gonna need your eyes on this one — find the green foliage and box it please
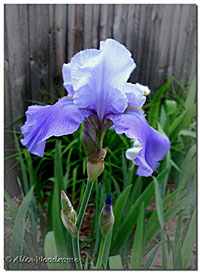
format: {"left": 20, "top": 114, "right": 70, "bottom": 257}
{"left": 5, "top": 76, "right": 196, "bottom": 269}
{"left": 129, "top": 202, "right": 144, "bottom": 269}
{"left": 9, "top": 186, "right": 34, "bottom": 269}
{"left": 109, "top": 255, "right": 123, "bottom": 269}
{"left": 44, "top": 231, "right": 66, "bottom": 269}
{"left": 52, "top": 141, "right": 71, "bottom": 268}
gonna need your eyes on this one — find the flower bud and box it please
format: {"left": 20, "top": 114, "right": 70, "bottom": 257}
{"left": 87, "top": 149, "right": 107, "bottom": 182}
{"left": 99, "top": 195, "right": 114, "bottom": 238}
{"left": 61, "top": 191, "right": 78, "bottom": 236}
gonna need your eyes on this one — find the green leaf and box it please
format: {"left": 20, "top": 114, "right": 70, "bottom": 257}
{"left": 53, "top": 141, "right": 71, "bottom": 268}
{"left": 185, "top": 76, "right": 196, "bottom": 108}
{"left": 109, "top": 255, "right": 123, "bottom": 269}
{"left": 145, "top": 193, "right": 195, "bottom": 247}
{"left": 179, "top": 130, "right": 196, "bottom": 138}
{"left": 146, "top": 188, "right": 180, "bottom": 234}
{"left": 9, "top": 186, "right": 34, "bottom": 269}
{"left": 102, "top": 229, "right": 113, "bottom": 269}
{"left": 111, "top": 167, "right": 170, "bottom": 254}
{"left": 174, "top": 239, "right": 182, "bottom": 269}
{"left": 174, "top": 213, "right": 183, "bottom": 256}
{"left": 113, "top": 184, "right": 132, "bottom": 235}
{"left": 153, "top": 176, "right": 164, "bottom": 229}
{"left": 84, "top": 255, "right": 89, "bottom": 269}
{"left": 14, "top": 132, "right": 29, "bottom": 194}
{"left": 169, "top": 104, "right": 196, "bottom": 142}
{"left": 143, "top": 244, "right": 160, "bottom": 269}
{"left": 4, "top": 189, "right": 17, "bottom": 216}
{"left": 130, "top": 202, "right": 144, "bottom": 269}
{"left": 160, "top": 106, "right": 167, "bottom": 128}
{"left": 161, "top": 231, "right": 168, "bottom": 269}
{"left": 44, "top": 231, "right": 66, "bottom": 269}
{"left": 181, "top": 209, "right": 196, "bottom": 268}
{"left": 148, "top": 78, "right": 174, "bottom": 128}
{"left": 164, "top": 99, "right": 177, "bottom": 113}
{"left": 168, "top": 249, "right": 174, "bottom": 269}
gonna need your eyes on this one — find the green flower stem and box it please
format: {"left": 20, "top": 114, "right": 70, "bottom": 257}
{"left": 76, "top": 179, "right": 94, "bottom": 230}
{"left": 71, "top": 131, "right": 105, "bottom": 269}
{"left": 72, "top": 235, "right": 82, "bottom": 269}
{"left": 99, "top": 130, "right": 106, "bottom": 150}
{"left": 96, "top": 236, "right": 106, "bottom": 269}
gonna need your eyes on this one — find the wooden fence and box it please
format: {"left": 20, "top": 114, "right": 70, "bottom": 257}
{"left": 4, "top": 4, "right": 197, "bottom": 195}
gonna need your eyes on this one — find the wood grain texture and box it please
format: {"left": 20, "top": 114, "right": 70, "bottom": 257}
{"left": 4, "top": 4, "right": 197, "bottom": 195}
{"left": 49, "top": 4, "right": 67, "bottom": 98}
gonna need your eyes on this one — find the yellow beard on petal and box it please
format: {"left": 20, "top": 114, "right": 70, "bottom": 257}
{"left": 126, "top": 105, "right": 144, "bottom": 113}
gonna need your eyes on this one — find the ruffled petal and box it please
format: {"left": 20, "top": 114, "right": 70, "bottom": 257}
{"left": 21, "top": 97, "right": 92, "bottom": 157}
{"left": 107, "top": 110, "right": 170, "bottom": 177}
{"left": 69, "top": 39, "right": 136, "bottom": 120}
{"left": 118, "top": 83, "right": 146, "bottom": 108}
{"left": 99, "top": 39, "right": 136, "bottom": 86}
{"left": 62, "top": 63, "right": 75, "bottom": 96}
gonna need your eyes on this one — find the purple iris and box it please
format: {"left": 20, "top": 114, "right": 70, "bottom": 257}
{"left": 21, "top": 38, "right": 170, "bottom": 177}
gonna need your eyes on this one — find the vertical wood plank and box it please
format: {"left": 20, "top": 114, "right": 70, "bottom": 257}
{"left": 180, "top": 5, "right": 197, "bottom": 84}
{"left": 68, "top": 4, "right": 84, "bottom": 61}
{"left": 28, "top": 4, "right": 49, "bottom": 102}
{"left": 113, "top": 4, "right": 128, "bottom": 44}
{"left": 91, "top": 4, "right": 100, "bottom": 48}
{"left": 148, "top": 4, "right": 162, "bottom": 90}
{"left": 99, "top": 4, "right": 114, "bottom": 41}
{"left": 49, "top": 4, "right": 67, "bottom": 98}
{"left": 157, "top": 5, "right": 175, "bottom": 88}
{"left": 167, "top": 4, "right": 182, "bottom": 79}
{"left": 4, "top": 4, "right": 30, "bottom": 196}
{"left": 5, "top": 4, "right": 30, "bottom": 119}
{"left": 83, "top": 4, "right": 93, "bottom": 49}
{"left": 174, "top": 4, "right": 191, "bottom": 80}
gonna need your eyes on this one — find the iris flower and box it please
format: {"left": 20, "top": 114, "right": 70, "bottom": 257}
{"left": 21, "top": 39, "right": 170, "bottom": 177}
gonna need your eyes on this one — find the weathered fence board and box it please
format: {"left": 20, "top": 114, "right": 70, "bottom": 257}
{"left": 4, "top": 4, "right": 197, "bottom": 195}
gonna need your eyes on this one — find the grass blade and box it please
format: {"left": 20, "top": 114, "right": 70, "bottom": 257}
{"left": 53, "top": 141, "right": 71, "bottom": 268}
{"left": 161, "top": 231, "right": 168, "bottom": 269}
{"left": 153, "top": 176, "right": 164, "bottom": 229}
{"left": 181, "top": 209, "right": 196, "bottom": 268}
{"left": 111, "top": 167, "right": 170, "bottom": 254}
{"left": 148, "top": 78, "right": 174, "bottom": 128}
{"left": 4, "top": 189, "right": 17, "bottom": 215}
{"left": 14, "top": 132, "right": 29, "bottom": 194}
{"left": 145, "top": 193, "right": 195, "bottom": 247}
{"left": 185, "top": 75, "right": 196, "bottom": 108}
{"left": 44, "top": 231, "right": 66, "bottom": 269}
{"left": 143, "top": 244, "right": 160, "bottom": 269}
{"left": 9, "top": 186, "right": 34, "bottom": 269}
{"left": 130, "top": 202, "right": 144, "bottom": 269}
{"left": 112, "top": 184, "right": 132, "bottom": 235}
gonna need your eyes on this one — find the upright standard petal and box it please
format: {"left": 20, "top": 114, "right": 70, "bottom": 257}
{"left": 70, "top": 39, "right": 136, "bottom": 120}
{"left": 108, "top": 110, "right": 170, "bottom": 177}
{"left": 21, "top": 97, "right": 92, "bottom": 157}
